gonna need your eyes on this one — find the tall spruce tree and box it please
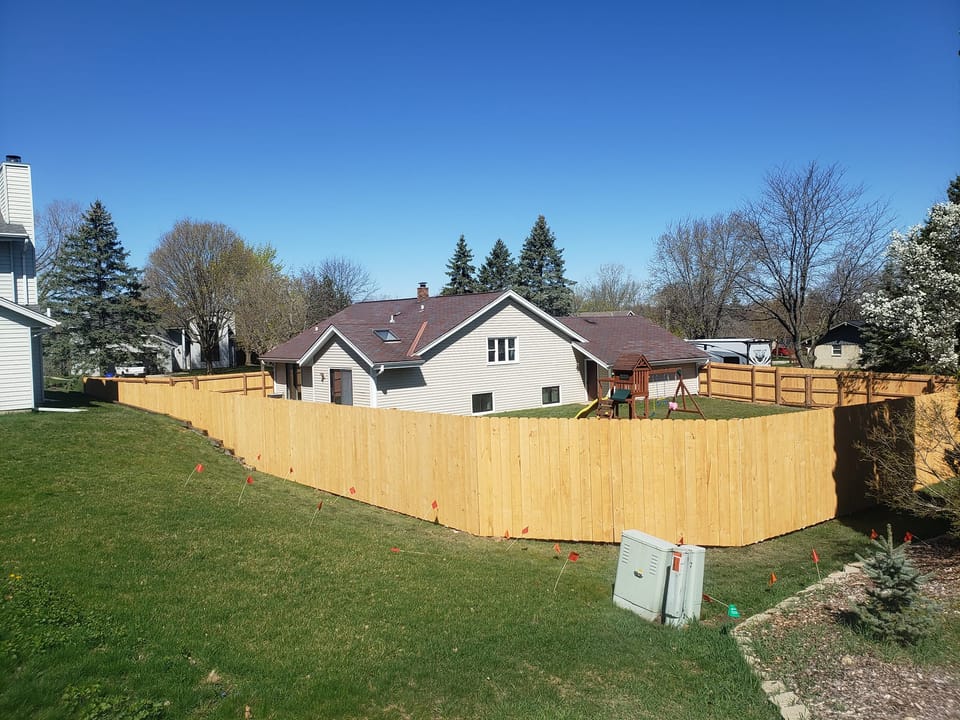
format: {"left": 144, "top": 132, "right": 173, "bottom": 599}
{"left": 515, "top": 215, "right": 575, "bottom": 315}
{"left": 476, "top": 238, "right": 516, "bottom": 292}
{"left": 440, "top": 234, "right": 478, "bottom": 295}
{"left": 45, "top": 201, "right": 158, "bottom": 375}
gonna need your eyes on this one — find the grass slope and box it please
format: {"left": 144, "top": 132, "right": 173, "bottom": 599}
{"left": 0, "top": 394, "right": 935, "bottom": 719}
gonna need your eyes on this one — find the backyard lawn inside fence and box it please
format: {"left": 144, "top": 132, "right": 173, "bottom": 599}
{"left": 1, "top": 394, "right": 953, "bottom": 720}
{"left": 492, "top": 396, "right": 804, "bottom": 420}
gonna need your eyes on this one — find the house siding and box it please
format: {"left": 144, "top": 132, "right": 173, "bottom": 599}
{"left": 0, "top": 309, "right": 36, "bottom": 412}
{"left": 0, "top": 163, "right": 37, "bottom": 305}
{"left": 648, "top": 365, "right": 701, "bottom": 397}
{"left": 302, "top": 336, "right": 371, "bottom": 407}
{"left": 814, "top": 343, "right": 862, "bottom": 369}
{"left": 375, "top": 302, "right": 586, "bottom": 415}
{"left": 0, "top": 241, "right": 13, "bottom": 299}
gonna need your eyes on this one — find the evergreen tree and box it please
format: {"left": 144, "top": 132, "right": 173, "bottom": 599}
{"left": 476, "top": 238, "right": 516, "bottom": 292}
{"left": 514, "top": 215, "right": 575, "bottom": 316}
{"left": 45, "top": 201, "right": 158, "bottom": 375}
{"left": 850, "top": 525, "right": 935, "bottom": 646}
{"left": 440, "top": 234, "right": 478, "bottom": 295}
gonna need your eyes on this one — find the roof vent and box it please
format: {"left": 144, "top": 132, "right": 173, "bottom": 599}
{"left": 5, "top": 155, "right": 22, "bottom": 163}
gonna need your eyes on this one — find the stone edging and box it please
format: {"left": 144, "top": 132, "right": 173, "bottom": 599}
{"left": 730, "top": 562, "right": 864, "bottom": 720}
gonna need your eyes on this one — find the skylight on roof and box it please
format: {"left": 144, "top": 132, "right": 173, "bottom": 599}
{"left": 374, "top": 329, "right": 400, "bottom": 342}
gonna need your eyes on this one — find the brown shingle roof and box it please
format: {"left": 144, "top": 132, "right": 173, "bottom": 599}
{"left": 262, "top": 291, "right": 582, "bottom": 365}
{"left": 558, "top": 316, "right": 709, "bottom": 367}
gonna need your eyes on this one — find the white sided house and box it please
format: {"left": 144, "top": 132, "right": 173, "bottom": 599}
{"left": 0, "top": 155, "right": 57, "bottom": 412}
{"left": 262, "top": 285, "right": 709, "bottom": 416}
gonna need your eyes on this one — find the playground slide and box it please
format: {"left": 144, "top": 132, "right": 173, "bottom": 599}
{"left": 575, "top": 399, "right": 599, "bottom": 419}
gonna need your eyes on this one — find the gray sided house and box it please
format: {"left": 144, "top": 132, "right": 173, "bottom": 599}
{"left": 0, "top": 156, "right": 57, "bottom": 412}
{"left": 262, "top": 286, "right": 710, "bottom": 416}
{"left": 813, "top": 321, "right": 865, "bottom": 369}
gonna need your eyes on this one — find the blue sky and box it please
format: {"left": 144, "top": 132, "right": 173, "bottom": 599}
{"left": 3, "top": 1, "right": 959, "bottom": 299}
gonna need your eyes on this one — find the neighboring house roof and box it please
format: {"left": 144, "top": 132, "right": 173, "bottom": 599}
{"left": 0, "top": 296, "right": 58, "bottom": 328}
{"left": 576, "top": 310, "right": 636, "bottom": 317}
{"left": 261, "top": 290, "right": 587, "bottom": 367}
{"left": 0, "top": 209, "right": 27, "bottom": 238}
{"left": 816, "top": 321, "right": 866, "bottom": 346}
{"left": 559, "top": 315, "right": 710, "bottom": 368}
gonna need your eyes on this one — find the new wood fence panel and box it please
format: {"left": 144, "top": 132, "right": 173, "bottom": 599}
{"left": 89, "top": 378, "right": 957, "bottom": 547}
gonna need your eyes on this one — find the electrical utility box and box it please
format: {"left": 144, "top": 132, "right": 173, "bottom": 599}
{"left": 613, "top": 530, "right": 705, "bottom": 626}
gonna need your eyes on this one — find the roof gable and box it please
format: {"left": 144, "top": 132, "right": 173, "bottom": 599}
{"left": 262, "top": 290, "right": 586, "bottom": 366}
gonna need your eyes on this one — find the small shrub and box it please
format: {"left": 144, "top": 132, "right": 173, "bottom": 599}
{"left": 850, "top": 524, "right": 937, "bottom": 645}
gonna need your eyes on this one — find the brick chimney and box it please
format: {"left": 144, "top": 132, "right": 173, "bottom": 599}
{"left": 417, "top": 282, "right": 429, "bottom": 301}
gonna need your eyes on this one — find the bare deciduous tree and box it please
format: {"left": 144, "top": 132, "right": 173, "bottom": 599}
{"left": 648, "top": 213, "right": 746, "bottom": 338}
{"left": 859, "top": 393, "right": 960, "bottom": 535}
{"left": 145, "top": 219, "right": 263, "bottom": 373}
{"left": 295, "top": 257, "right": 377, "bottom": 324}
{"left": 575, "top": 263, "right": 645, "bottom": 313}
{"left": 35, "top": 199, "right": 83, "bottom": 299}
{"left": 233, "top": 264, "right": 306, "bottom": 358}
{"left": 737, "top": 162, "right": 891, "bottom": 366}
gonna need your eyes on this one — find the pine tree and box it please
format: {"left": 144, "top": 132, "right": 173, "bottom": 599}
{"left": 850, "top": 525, "right": 935, "bottom": 646}
{"left": 440, "top": 234, "right": 478, "bottom": 295}
{"left": 476, "top": 238, "right": 516, "bottom": 292}
{"left": 515, "top": 215, "right": 575, "bottom": 316}
{"left": 45, "top": 201, "right": 158, "bottom": 375}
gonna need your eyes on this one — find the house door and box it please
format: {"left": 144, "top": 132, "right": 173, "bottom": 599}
{"left": 585, "top": 360, "right": 598, "bottom": 400}
{"left": 330, "top": 369, "right": 353, "bottom": 405}
{"left": 285, "top": 364, "right": 301, "bottom": 400}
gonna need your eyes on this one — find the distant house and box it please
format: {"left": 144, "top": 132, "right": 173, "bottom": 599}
{"left": 164, "top": 321, "right": 238, "bottom": 372}
{"left": 813, "top": 321, "right": 865, "bottom": 369}
{"left": 0, "top": 155, "right": 58, "bottom": 411}
{"left": 261, "top": 284, "right": 709, "bottom": 415}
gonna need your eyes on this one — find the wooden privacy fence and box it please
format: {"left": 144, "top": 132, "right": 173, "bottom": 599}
{"left": 699, "top": 362, "right": 952, "bottom": 408}
{"left": 101, "top": 370, "right": 272, "bottom": 395}
{"left": 84, "top": 378, "right": 956, "bottom": 547}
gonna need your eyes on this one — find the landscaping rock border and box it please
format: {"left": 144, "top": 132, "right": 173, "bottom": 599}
{"left": 732, "top": 563, "right": 865, "bottom": 720}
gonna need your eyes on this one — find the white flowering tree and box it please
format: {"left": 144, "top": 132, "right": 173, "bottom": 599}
{"left": 860, "top": 201, "right": 960, "bottom": 375}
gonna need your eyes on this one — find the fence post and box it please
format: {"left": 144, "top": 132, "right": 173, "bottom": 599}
{"left": 193, "top": 376, "right": 199, "bottom": 391}
{"left": 804, "top": 374, "right": 812, "bottom": 407}
{"left": 242, "top": 374, "right": 248, "bottom": 396}
{"left": 705, "top": 363, "right": 712, "bottom": 397}
{"left": 750, "top": 365, "right": 756, "bottom": 403}
{"left": 866, "top": 372, "right": 874, "bottom": 404}
{"left": 261, "top": 368, "right": 268, "bottom": 397}
{"left": 775, "top": 366, "right": 782, "bottom": 405}
{"left": 837, "top": 375, "right": 844, "bottom": 407}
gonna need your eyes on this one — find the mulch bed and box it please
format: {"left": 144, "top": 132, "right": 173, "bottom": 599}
{"left": 739, "top": 536, "right": 960, "bottom": 720}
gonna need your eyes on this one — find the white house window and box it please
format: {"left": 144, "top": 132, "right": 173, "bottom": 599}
{"left": 487, "top": 337, "right": 517, "bottom": 363}
{"left": 472, "top": 392, "right": 493, "bottom": 414}
{"left": 831, "top": 343, "right": 842, "bottom": 357}
{"left": 542, "top": 386, "right": 560, "bottom": 405}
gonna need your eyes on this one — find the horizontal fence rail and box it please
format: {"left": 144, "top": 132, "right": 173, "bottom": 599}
{"left": 104, "top": 370, "right": 273, "bottom": 395}
{"left": 699, "top": 363, "right": 952, "bottom": 408}
{"left": 83, "top": 375, "right": 958, "bottom": 547}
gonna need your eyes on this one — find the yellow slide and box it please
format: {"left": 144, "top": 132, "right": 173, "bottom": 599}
{"left": 575, "top": 398, "right": 599, "bottom": 419}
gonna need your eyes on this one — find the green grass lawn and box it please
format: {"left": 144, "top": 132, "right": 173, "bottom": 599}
{"left": 0, "top": 394, "right": 946, "bottom": 719}
{"left": 493, "top": 395, "right": 803, "bottom": 420}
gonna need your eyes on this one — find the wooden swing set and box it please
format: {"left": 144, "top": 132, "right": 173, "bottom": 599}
{"left": 589, "top": 352, "right": 704, "bottom": 420}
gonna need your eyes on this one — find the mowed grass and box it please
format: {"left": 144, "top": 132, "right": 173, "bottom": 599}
{"left": 493, "top": 395, "right": 803, "bottom": 419}
{"left": 0, "top": 395, "right": 932, "bottom": 720}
